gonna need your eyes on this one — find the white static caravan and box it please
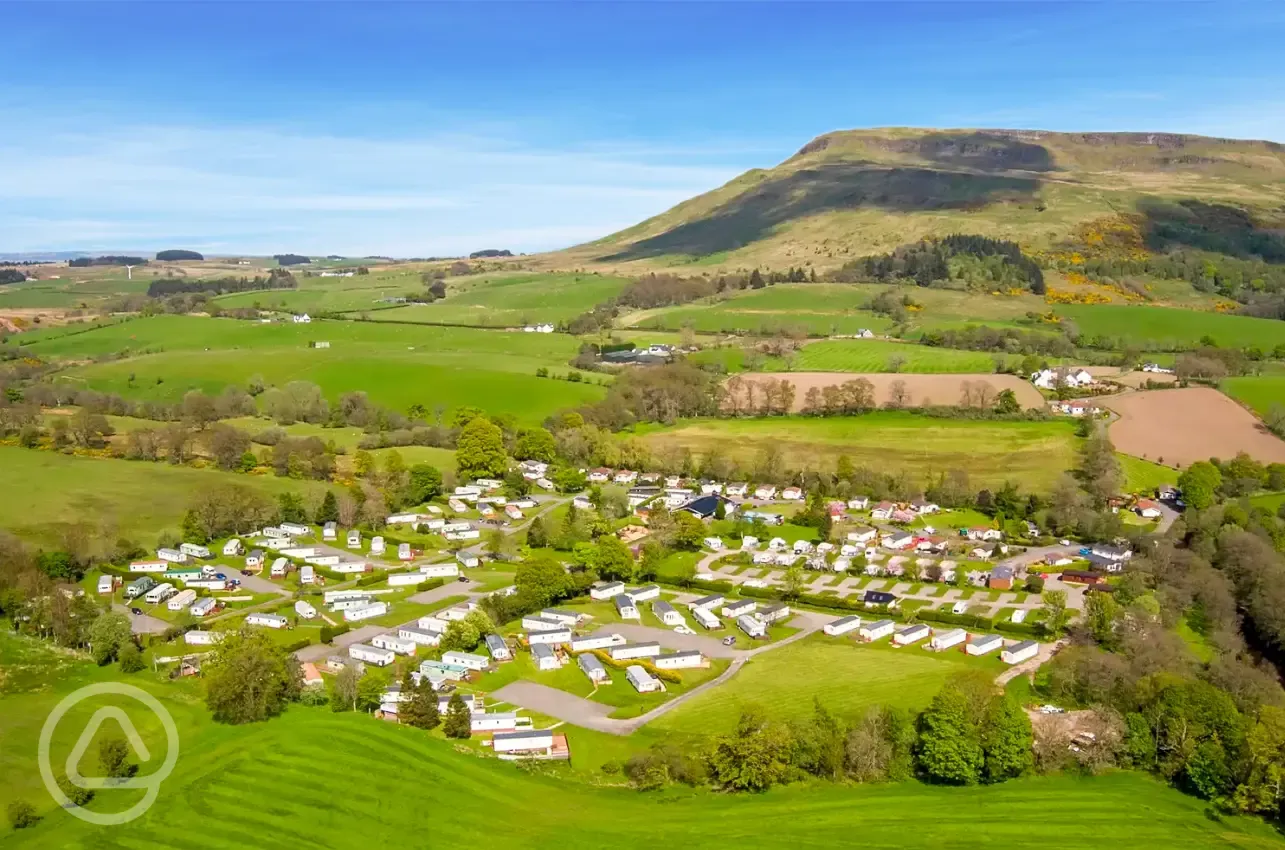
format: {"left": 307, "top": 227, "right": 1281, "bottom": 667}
{"left": 270, "top": 558, "right": 288, "bottom": 577}
{"left": 578, "top": 653, "right": 609, "bottom": 684}
{"left": 387, "top": 572, "right": 425, "bottom": 587}
{"left": 96, "top": 575, "right": 115, "bottom": 594}
{"left": 522, "top": 615, "right": 563, "bottom": 632}
{"left": 689, "top": 593, "right": 725, "bottom": 610}
{"left": 179, "top": 543, "right": 211, "bottom": 559}
{"left": 143, "top": 582, "right": 175, "bottom": 604}
{"left": 323, "top": 522, "right": 338, "bottom": 541}
{"left": 527, "top": 627, "right": 572, "bottom": 646}
{"left": 421, "top": 562, "right": 462, "bottom": 579}
{"left": 722, "top": 599, "right": 756, "bottom": 618}
{"left": 737, "top": 615, "right": 767, "bottom": 639}
{"left": 398, "top": 626, "right": 442, "bottom": 647}
{"left": 590, "top": 580, "right": 625, "bottom": 601}
{"left": 823, "top": 615, "right": 862, "bottom": 636}
{"left": 609, "top": 642, "right": 662, "bottom": 661}
{"left": 222, "top": 539, "right": 243, "bottom": 557}
{"left": 626, "top": 585, "right": 661, "bottom": 603}
{"left": 343, "top": 601, "right": 389, "bottom": 622}
{"left": 614, "top": 595, "right": 640, "bottom": 620}
{"left": 1011, "top": 609, "right": 1028, "bottom": 624}
{"left": 184, "top": 630, "right": 220, "bottom": 645}
{"left": 625, "top": 666, "right": 661, "bottom": 693}
{"left": 570, "top": 633, "right": 622, "bottom": 652}
{"left": 280, "top": 523, "right": 311, "bottom": 536}
{"left": 930, "top": 628, "right": 968, "bottom": 651}
{"left": 246, "top": 612, "right": 288, "bottom": 629}
{"left": 692, "top": 606, "right": 721, "bottom": 631}
{"left": 167, "top": 589, "right": 197, "bottom": 611}
{"left": 470, "top": 712, "right": 525, "bottom": 733}
{"left": 530, "top": 643, "right": 559, "bottom": 670}
{"left": 859, "top": 619, "right": 895, "bottom": 642}
{"left": 347, "top": 530, "right": 361, "bottom": 548}
{"left": 456, "top": 551, "right": 479, "bottom": 569}
{"left": 305, "top": 554, "right": 340, "bottom": 567}
{"left": 442, "top": 651, "right": 489, "bottom": 671}
{"left": 540, "top": 609, "right": 581, "bottom": 626}
{"left": 370, "top": 536, "right": 385, "bottom": 556}
{"left": 129, "top": 560, "right": 167, "bottom": 573}
{"left": 967, "top": 634, "right": 1004, "bottom": 656}
{"left": 295, "top": 600, "right": 317, "bottom": 619}
{"left": 371, "top": 634, "right": 417, "bottom": 655}
{"left": 189, "top": 597, "right": 218, "bottom": 618}
{"left": 299, "top": 566, "right": 315, "bottom": 585}
{"left": 1001, "top": 640, "right": 1040, "bottom": 665}
{"left": 157, "top": 548, "right": 187, "bottom": 564}
{"left": 485, "top": 634, "right": 512, "bottom": 661}
{"left": 331, "top": 561, "right": 369, "bottom": 575}
{"left": 654, "top": 650, "right": 704, "bottom": 670}
{"left": 325, "top": 588, "right": 370, "bottom": 604}
{"left": 349, "top": 643, "right": 396, "bottom": 667}
{"left": 186, "top": 577, "right": 226, "bottom": 591}
{"left": 758, "top": 603, "right": 791, "bottom": 624}
{"left": 397, "top": 543, "right": 413, "bottom": 561}
{"left": 893, "top": 624, "right": 930, "bottom": 646}
{"left": 652, "top": 600, "right": 684, "bottom": 627}
{"left": 330, "top": 596, "right": 373, "bottom": 612}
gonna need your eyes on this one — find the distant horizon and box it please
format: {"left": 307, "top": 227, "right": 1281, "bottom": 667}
{"left": 3, "top": 1, "right": 1284, "bottom": 256}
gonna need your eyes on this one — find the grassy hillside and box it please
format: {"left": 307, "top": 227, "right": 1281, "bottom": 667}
{"left": 554, "top": 128, "right": 1285, "bottom": 273}
{"left": 2, "top": 632, "right": 1281, "bottom": 848}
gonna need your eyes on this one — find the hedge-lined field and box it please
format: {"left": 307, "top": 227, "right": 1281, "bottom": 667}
{"left": 1057, "top": 304, "right": 1285, "bottom": 350}
{"left": 358, "top": 272, "right": 631, "bottom": 327}
{"left": 1223, "top": 376, "right": 1285, "bottom": 418}
{"left": 794, "top": 339, "right": 999, "bottom": 372}
{"left": 4, "top": 632, "right": 1279, "bottom": 848}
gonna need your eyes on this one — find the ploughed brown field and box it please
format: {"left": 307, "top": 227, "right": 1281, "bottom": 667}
{"left": 728, "top": 372, "right": 1045, "bottom": 410}
{"left": 1100, "top": 387, "right": 1285, "bottom": 467}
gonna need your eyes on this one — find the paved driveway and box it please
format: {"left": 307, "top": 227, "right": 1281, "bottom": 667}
{"left": 588, "top": 623, "right": 742, "bottom": 658}
{"left": 115, "top": 603, "right": 170, "bottom": 635}
{"left": 295, "top": 625, "right": 385, "bottom": 662}
{"left": 491, "top": 682, "right": 621, "bottom": 732}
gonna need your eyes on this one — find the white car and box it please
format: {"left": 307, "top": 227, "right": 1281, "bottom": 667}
{"left": 1059, "top": 539, "right": 1071, "bottom": 547}
{"left": 673, "top": 625, "right": 695, "bottom": 635}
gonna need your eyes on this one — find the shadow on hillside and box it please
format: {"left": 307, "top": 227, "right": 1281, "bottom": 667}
{"left": 916, "top": 132, "right": 1056, "bottom": 173}
{"left": 599, "top": 162, "right": 1041, "bottom": 261}
{"left": 1139, "top": 199, "right": 1285, "bottom": 262}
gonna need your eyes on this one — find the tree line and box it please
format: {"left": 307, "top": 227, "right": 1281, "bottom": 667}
{"left": 68, "top": 256, "right": 147, "bottom": 267}
{"left": 146, "top": 268, "right": 296, "bottom": 297}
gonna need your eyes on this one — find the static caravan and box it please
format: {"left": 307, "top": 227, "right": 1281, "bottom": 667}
{"left": 397, "top": 543, "right": 413, "bottom": 561}
{"left": 325, "top": 588, "right": 369, "bottom": 603}
{"left": 570, "top": 634, "right": 622, "bottom": 652}
{"left": 471, "top": 712, "right": 525, "bottom": 733}
{"left": 295, "top": 600, "right": 317, "bottom": 619}
{"left": 189, "top": 597, "right": 218, "bottom": 618}
{"left": 626, "top": 585, "right": 661, "bottom": 603}
{"left": 625, "top": 665, "right": 661, "bottom": 693}
{"left": 184, "top": 630, "right": 220, "bottom": 645}
{"left": 652, "top": 600, "right": 684, "bottom": 626}
{"left": 1011, "top": 609, "right": 1028, "bottom": 624}
{"left": 331, "top": 596, "right": 372, "bottom": 612}
{"left": 157, "top": 548, "right": 187, "bottom": 564}
{"left": 247, "top": 612, "right": 288, "bottom": 629}
{"left": 96, "top": 575, "right": 115, "bottom": 594}
{"left": 143, "top": 582, "right": 175, "bottom": 604}
{"left": 540, "top": 609, "right": 581, "bottom": 626}
{"left": 246, "top": 550, "right": 264, "bottom": 568}
{"left": 722, "top": 599, "right": 756, "bottom": 618}
{"left": 692, "top": 606, "right": 721, "bottom": 630}
{"left": 523, "top": 615, "right": 564, "bottom": 632}
{"left": 614, "top": 594, "right": 640, "bottom": 620}
{"left": 130, "top": 560, "right": 167, "bottom": 573}
{"left": 343, "top": 601, "right": 389, "bottom": 622}
{"left": 579, "top": 653, "right": 609, "bottom": 683}
{"left": 893, "top": 624, "right": 930, "bottom": 646}
{"left": 930, "top": 628, "right": 968, "bottom": 650}
{"left": 457, "top": 551, "right": 480, "bottom": 568}
{"left": 689, "top": 594, "right": 725, "bottom": 611}
{"left": 442, "top": 651, "right": 489, "bottom": 672}
{"left": 859, "top": 619, "right": 895, "bottom": 642}
{"left": 967, "top": 634, "right": 1004, "bottom": 656}
{"left": 1001, "top": 640, "right": 1039, "bottom": 665}
{"left": 398, "top": 626, "right": 442, "bottom": 647}
{"left": 528, "top": 627, "right": 571, "bottom": 646}
{"left": 387, "top": 572, "right": 425, "bottom": 587}
{"left": 323, "top": 522, "right": 337, "bottom": 541}
{"left": 279, "top": 523, "right": 310, "bottom": 537}
{"left": 222, "top": 539, "right": 243, "bottom": 557}
{"left": 349, "top": 643, "right": 396, "bottom": 667}
{"left": 305, "top": 554, "right": 340, "bottom": 567}
{"left": 440, "top": 602, "right": 477, "bottom": 621}
{"left": 167, "top": 589, "right": 197, "bottom": 611}
{"left": 758, "top": 603, "right": 791, "bottom": 624}
{"left": 609, "top": 642, "right": 661, "bottom": 661}
{"left": 264, "top": 537, "right": 292, "bottom": 551}
{"left": 386, "top": 512, "right": 421, "bottom": 525}
{"left": 737, "top": 615, "right": 767, "bottom": 639}
{"left": 125, "top": 576, "right": 156, "bottom": 599}
{"left": 590, "top": 580, "right": 625, "bottom": 601}
{"left": 300, "top": 566, "right": 315, "bottom": 585}
{"left": 270, "top": 558, "right": 288, "bottom": 577}
{"left": 347, "top": 530, "right": 361, "bottom": 548}
{"left": 823, "top": 615, "right": 862, "bottom": 636}
{"left": 654, "top": 650, "right": 704, "bottom": 669}
{"left": 484, "top": 634, "right": 511, "bottom": 661}
{"left": 187, "top": 577, "right": 226, "bottom": 591}
{"left": 331, "top": 561, "right": 369, "bottom": 575}
{"left": 371, "top": 634, "right": 417, "bottom": 655}
{"left": 179, "top": 543, "right": 211, "bottom": 559}
{"left": 370, "top": 536, "right": 385, "bottom": 556}
{"left": 531, "top": 643, "right": 560, "bottom": 670}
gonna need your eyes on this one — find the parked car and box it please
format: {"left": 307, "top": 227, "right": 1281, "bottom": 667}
{"left": 457, "top": 576, "right": 470, "bottom": 583}
{"left": 1079, "top": 547, "right": 1092, "bottom": 556}
{"left": 721, "top": 636, "right": 736, "bottom": 646}
{"left": 215, "top": 573, "right": 226, "bottom": 580}
{"left": 130, "top": 607, "right": 143, "bottom": 616}
{"left": 673, "top": 625, "right": 694, "bottom": 635}
{"left": 1059, "top": 539, "right": 1071, "bottom": 546}
{"left": 241, "top": 569, "right": 253, "bottom": 576}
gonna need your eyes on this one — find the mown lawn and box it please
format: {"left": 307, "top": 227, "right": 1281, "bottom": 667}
{"left": 0, "top": 446, "right": 333, "bottom": 547}
{"left": 4, "top": 631, "right": 1281, "bottom": 849}
{"left": 636, "top": 412, "right": 1081, "bottom": 490}
{"left": 652, "top": 636, "right": 1002, "bottom": 734}
{"left": 1118, "top": 453, "right": 1180, "bottom": 492}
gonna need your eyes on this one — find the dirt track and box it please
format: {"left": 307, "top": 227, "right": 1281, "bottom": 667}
{"left": 1101, "top": 387, "right": 1285, "bottom": 466}
{"left": 729, "top": 372, "right": 1045, "bottom": 410}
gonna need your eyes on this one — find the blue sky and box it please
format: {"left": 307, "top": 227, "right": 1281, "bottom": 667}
{"left": 3, "top": 2, "right": 1284, "bottom": 257}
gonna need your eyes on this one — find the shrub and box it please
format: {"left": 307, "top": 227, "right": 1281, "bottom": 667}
{"left": 357, "top": 572, "right": 386, "bottom": 587}
{"left": 320, "top": 623, "right": 350, "bottom": 644}
{"left": 282, "top": 638, "right": 312, "bottom": 653}
{"left": 417, "top": 577, "right": 446, "bottom": 592}
{"left": 6, "top": 800, "right": 39, "bottom": 830}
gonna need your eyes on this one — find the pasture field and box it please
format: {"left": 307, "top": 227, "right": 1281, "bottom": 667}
{"left": 1101, "top": 387, "right": 1285, "bottom": 467}
{"left": 653, "top": 637, "right": 999, "bottom": 734}
{"left": 1223, "top": 376, "right": 1285, "bottom": 418}
{"left": 359, "top": 272, "right": 631, "bottom": 327}
{"left": 1118, "top": 454, "right": 1180, "bottom": 492}
{"left": 0, "top": 446, "right": 332, "bottom": 547}
{"left": 794, "top": 339, "right": 1001, "bottom": 372}
{"left": 1056, "top": 304, "right": 1285, "bottom": 350}
{"left": 729, "top": 371, "right": 1046, "bottom": 409}
{"left": 3, "top": 633, "right": 1281, "bottom": 849}
{"left": 635, "top": 412, "right": 1080, "bottom": 489}
{"left": 28, "top": 315, "right": 602, "bottom": 423}
{"left": 212, "top": 268, "right": 426, "bottom": 313}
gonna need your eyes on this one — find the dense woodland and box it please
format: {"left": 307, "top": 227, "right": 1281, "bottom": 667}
{"left": 154, "top": 249, "right": 205, "bottom": 261}
{"left": 273, "top": 254, "right": 310, "bottom": 266}
{"left": 0, "top": 269, "right": 26, "bottom": 285}
{"left": 831, "top": 235, "right": 1046, "bottom": 293}
{"left": 146, "top": 268, "right": 297, "bottom": 297}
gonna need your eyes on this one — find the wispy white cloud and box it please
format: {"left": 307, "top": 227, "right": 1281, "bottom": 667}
{"left": 0, "top": 122, "right": 743, "bottom": 256}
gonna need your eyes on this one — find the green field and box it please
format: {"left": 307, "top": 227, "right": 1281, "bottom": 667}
{"left": 0, "top": 446, "right": 332, "bottom": 547}
{"left": 2, "top": 632, "right": 1281, "bottom": 849}
{"left": 654, "top": 637, "right": 999, "bottom": 733}
{"left": 794, "top": 339, "right": 1001, "bottom": 372}
{"left": 637, "top": 412, "right": 1081, "bottom": 489}
{"left": 626, "top": 285, "right": 895, "bottom": 336}
{"left": 1118, "top": 454, "right": 1180, "bottom": 492}
{"left": 1223, "top": 376, "right": 1285, "bottom": 418}
{"left": 357, "top": 272, "right": 631, "bottom": 327}
{"left": 1057, "top": 304, "right": 1285, "bottom": 350}
{"left": 28, "top": 315, "right": 603, "bottom": 423}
